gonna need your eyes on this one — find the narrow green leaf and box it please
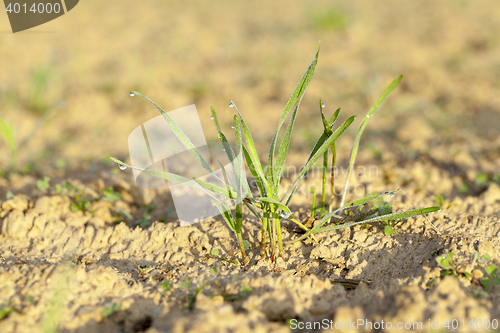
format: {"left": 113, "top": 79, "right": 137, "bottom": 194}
{"left": 211, "top": 106, "right": 221, "bottom": 132}
{"left": 243, "top": 146, "right": 264, "bottom": 196}
{"left": 273, "top": 104, "right": 299, "bottom": 190}
{"left": 340, "top": 76, "right": 402, "bottom": 206}
{"left": 233, "top": 105, "right": 274, "bottom": 197}
{"left": 267, "top": 42, "right": 320, "bottom": 186}
{"left": 212, "top": 108, "right": 255, "bottom": 204}
{"left": 312, "top": 206, "right": 440, "bottom": 235}
{"left": 471, "top": 252, "right": 479, "bottom": 266}
{"left": 319, "top": 100, "right": 331, "bottom": 135}
{"left": 0, "top": 116, "right": 16, "bottom": 158}
{"left": 281, "top": 115, "right": 356, "bottom": 203}
{"left": 110, "top": 157, "right": 237, "bottom": 199}
{"left": 234, "top": 115, "right": 244, "bottom": 233}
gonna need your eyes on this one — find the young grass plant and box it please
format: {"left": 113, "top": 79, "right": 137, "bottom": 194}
{"left": 112, "top": 43, "right": 439, "bottom": 263}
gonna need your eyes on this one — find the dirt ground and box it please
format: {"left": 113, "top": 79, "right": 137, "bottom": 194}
{"left": 1, "top": 1, "right": 500, "bottom": 332}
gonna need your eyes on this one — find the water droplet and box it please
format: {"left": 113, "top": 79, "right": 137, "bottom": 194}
{"left": 129, "top": 91, "right": 135, "bottom": 97}
{"left": 119, "top": 165, "right": 127, "bottom": 171}
{"left": 438, "top": 209, "right": 442, "bottom": 213}
{"left": 229, "top": 101, "right": 235, "bottom": 108}
{"left": 222, "top": 148, "right": 226, "bottom": 152}
{"left": 389, "top": 192, "right": 395, "bottom": 198}
{"left": 321, "top": 102, "right": 325, "bottom": 108}
{"left": 210, "top": 116, "right": 214, "bottom": 120}
{"left": 231, "top": 126, "right": 235, "bottom": 129}
{"left": 366, "top": 115, "right": 371, "bottom": 118}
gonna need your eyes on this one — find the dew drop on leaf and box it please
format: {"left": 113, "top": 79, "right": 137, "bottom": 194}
{"left": 321, "top": 102, "right": 325, "bottom": 108}
{"left": 389, "top": 192, "right": 395, "bottom": 198}
{"left": 210, "top": 116, "right": 214, "bottom": 120}
{"left": 229, "top": 101, "right": 235, "bottom": 108}
{"left": 119, "top": 165, "right": 127, "bottom": 171}
{"left": 231, "top": 126, "right": 235, "bottom": 129}
{"left": 130, "top": 91, "right": 135, "bottom": 97}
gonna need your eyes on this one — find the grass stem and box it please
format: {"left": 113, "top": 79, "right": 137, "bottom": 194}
{"left": 236, "top": 232, "right": 248, "bottom": 265}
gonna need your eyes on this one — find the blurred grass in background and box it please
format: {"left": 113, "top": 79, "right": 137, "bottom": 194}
{"left": 0, "top": 0, "right": 499, "bottom": 171}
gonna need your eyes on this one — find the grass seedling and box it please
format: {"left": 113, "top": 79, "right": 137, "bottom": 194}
{"left": 160, "top": 280, "right": 172, "bottom": 295}
{"left": 36, "top": 176, "right": 51, "bottom": 191}
{"left": 427, "top": 251, "right": 499, "bottom": 294}
{"left": 435, "top": 194, "right": 453, "bottom": 210}
{"left": 112, "top": 43, "right": 439, "bottom": 263}
{"left": 101, "top": 302, "right": 122, "bottom": 318}
{"left": 0, "top": 300, "right": 16, "bottom": 320}
{"left": 103, "top": 187, "right": 121, "bottom": 202}
{"left": 0, "top": 104, "right": 60, "bottom": 172}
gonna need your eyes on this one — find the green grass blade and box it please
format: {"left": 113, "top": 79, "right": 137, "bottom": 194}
{"left": 313, "top": 206, "right": 440, "bottom": 234}
{"left": 319, "top": 100, "right": 331, "bottom": 135}
{"left": 211, "top": 106, "right": 222, "bottom": 132}
{"left": 131, "top": 91, "right": 214, "bottom": 174}
{"left": 233, "top": 103, "right": 274, "bottom": 197}
{"left": 193, "top": 180, "right": 236, "bottom": 231}
{"left": 243, "top": 146, "right": 264, "bottom": 196}
{"left": 110, "top": 157, "right": 237, "bottom": 198}
{"left": 273, "top": 104, "right": 299, "bottom": 190}
{"left": 281, "top": 115, "right": 356, "bottom": 203}
{"left": 0, "top": 115, "right": 17, "bottom": 163}
{"left": 234, "top": 115, "right": 244, "bottom": 233}
{"left": 286, "top": 190, "right": 398, "bottom": 243}
{"left": 211, "top": 107, "right": 255, "bottom": 202}
{"left": 218, "top": 161, "right": 237, "bottom": 198}
{"left": 305, "top": 108, "right": 340, "bottom": 163}
{"left": 267, "top": 42, "right": 320, "bottom": 185}
{"left": 340, "top": 76, "right": 402, "bottom": 206}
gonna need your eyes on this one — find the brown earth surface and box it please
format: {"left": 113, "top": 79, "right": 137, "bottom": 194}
{"left": 1, "top": 1, "right": 500, "bottom": 332}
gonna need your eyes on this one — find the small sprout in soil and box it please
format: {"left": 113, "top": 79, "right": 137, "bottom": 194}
{"left": 436, "top": 252, "right": 472, "bottom": 278}
{"left": 101, "top": 302, "right": 122, "bottom": 318}
{"left": 0, "top": 102, "right": 60, "bottom": 172}
{"left": 36, "top": 176, "right": 50, "bottom": 191}
{"left": 458, "top": 183, "right": 469, "bottom": 193}
{"left": 112, "top": 43, "right": 439, "bottom": 263}
{"left": 481, "top": 264, "right": 500, "bottom": 291}
{"left": 206, "top": 249, "right": 239, "bottom": 265}
{"left": 55, "top": 158, "right": 67, "bottom": 169}
{"left": 160, "top": 280, "right": 172, "bottom": 295}
{"left": 478, "top": 253, "right": 491, "bottom": 264}
{"left": 239, "top": 285, "right": 252, "bottom": 297}
{"left": 103, "top": 187, "right": 121, "bottom": 202}
{"left": 0, "top": 300, "right": 16, "bottom": 320}
{"left": 475, "top": 172, "right": 488, "bottom": 186}
{"left": 435, "top": 194, "right": 453, "bottom": 210}
{"left": 428, "top": 251, "right": 498, "bottom": 295}
{"left": 115, "top": 207, "right": 132, "bottom": 222}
